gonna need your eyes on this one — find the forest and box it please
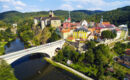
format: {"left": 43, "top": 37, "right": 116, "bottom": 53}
{"left": 54, "top": 41, "right": 130, "bottom": 80}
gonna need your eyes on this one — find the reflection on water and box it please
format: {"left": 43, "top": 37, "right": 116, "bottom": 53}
{"left": 5, "top": 38, "right": 24, "bottom": 54}
{"left": 13, "top": 58, "right": 82, "bottom": 80}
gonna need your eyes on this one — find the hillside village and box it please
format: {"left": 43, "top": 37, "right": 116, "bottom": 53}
{"left": 0, "top": 9, "right": 129, "bottom": 80}
{"left": 34, "top": 11, "right": 128, "bottom": 44}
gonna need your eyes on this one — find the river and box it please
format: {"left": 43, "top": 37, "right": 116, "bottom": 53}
{"left": 5, "top": 38, "right": 82, "bottom": 80}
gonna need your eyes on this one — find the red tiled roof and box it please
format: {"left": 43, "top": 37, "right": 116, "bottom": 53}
{"left": 102, "top": 22, "right": 110, "bottom": 25}
{"left": 68, "top": 37, "right": 75, "bottom": 40}
{"left": 115, "top": 28, "right": 121, "bottom": 31}
{"left": 61, "top": 29, "right": 70, "bottom": 33}
{"left": 95, "top": 27, "right": 103, "bottom": 30}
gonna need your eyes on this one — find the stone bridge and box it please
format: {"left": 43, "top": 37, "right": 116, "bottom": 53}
{"left": 0, "top": 40, "right": 65, "bottom": 64}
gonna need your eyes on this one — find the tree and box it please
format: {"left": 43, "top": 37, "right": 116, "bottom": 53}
{"left": 0, "top": 60, "right": 17, "bottom": 80}
{"left": 40, "top": 27, "right": 51, "bottom": 44}
{"left": 101, "top": 30, "right": 116, "bottom": 39}
{"left": 72, "top": 50, "right": 79, "bottom": 63}
{"left": 54, "top": 50, "right": 63, "bottom": 62}
{"left": 85, "top": 49, "right": 95, "bottom": 64}
{"left": 48, "top": 32, "right": 61, "bottom": 42}
{"left": 94, "top": 44, "right": 111, "bottom": 66}
{"left": 85, "top": 41, "right": 96, "bottom": 49}
{"left": 114, "top": 70, "right": 125, "bottom": 80}
{"left": 78, "top": 53, "right": 85, "bottom": 62}
{"left": 114, "top": 42, "right": 127, "bottom": 55}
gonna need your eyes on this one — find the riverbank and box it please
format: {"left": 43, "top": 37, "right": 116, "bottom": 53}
{"left": 44, "top": 57, "right": 93, "bottom": 80}
{"left": 0, "top": 37, "right": 18, "bottom": 55}
{"left": 0, "top": 42, "right": 7, "bottom": 55}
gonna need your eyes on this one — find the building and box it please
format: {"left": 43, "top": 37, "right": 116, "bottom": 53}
{"left": 61, "top": 28, "right": 71, "bottom": 39}
{"left": 126, "top": 49, "right": 130, "bottom": 55}
{"left": 50, "top": 17, "right": 61, "bottom": 28}
{"left": 88, "top": 22, "right": 95, "bottom": 27}
{"left": 12, "top": 23, "right": 17, "bottom": 28}
{"left": 34, "top": 11, "right": 61, "bottom": 30}
{"left": 80, "top": 20, "right": 88, "bottom": 27}
{"left": 63, "top": 22, "right": 71, "bottom": 29}
{"left": 73, "top": 27, "right": 91, "bottom": 40}
{"left": 0, "top": 28, "right": 6, "bottom": 31}
{"left": 115, "top": 28, "right": 121, "bottom": 40}
{"left": 67, "top": 37, "right": 75, "bottom": 42}
{"left": 87, "top": 33, "right": 94, "bottom": 40}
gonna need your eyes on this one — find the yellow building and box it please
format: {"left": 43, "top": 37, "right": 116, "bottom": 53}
{"left": 73, "top": 27, "right": 91, "bottom": 40}
{"left": 51, "top": 18, "right": 61, "bottom": 28}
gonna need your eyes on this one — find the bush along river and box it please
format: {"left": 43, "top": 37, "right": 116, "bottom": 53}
{"left": 4, "top": 38, "right": 82, "bottom": 80}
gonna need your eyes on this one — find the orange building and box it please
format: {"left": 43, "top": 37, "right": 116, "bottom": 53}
{"left": 61, "top": 28, "right": 72, "bottom": 39}
{"left": 88, "top": 27, "right": 95, "bottom": 34}
{"left": 102, "top": 22, "right": 110, "bottom": 25}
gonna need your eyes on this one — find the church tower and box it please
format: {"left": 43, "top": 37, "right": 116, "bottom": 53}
{"left": 100, "top": 16, "right": 103, "bottom": 24}
{"left": 49, "top": 10, "right": 54, "bottom": 17}
{"left": 100, "top": 16, "right": 104, "bottom": 27}
{"left": 68, "top": 10, "right": 71, "bottom": 22}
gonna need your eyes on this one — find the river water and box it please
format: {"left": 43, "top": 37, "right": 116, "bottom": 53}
{"left": 5, "top": 38, "right": 24, "bottom": 54}
{"left": 5, "top": 38, "right": 82, "bottom": 80}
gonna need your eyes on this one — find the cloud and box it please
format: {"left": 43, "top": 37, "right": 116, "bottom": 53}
{"left": 2, "top": 5, "right": 10, "bottom": 10}
{"left": 76, "top": 5, "right": 83, "bottom": 8}
{"left": 0, "top": 0, "right": 26, "bottom": 7}
{"left": 15, "top": 6, "right": 23, "bottom": 10}
{"left": 13, "top": 0, "right": 26, "bottom": 7}
{"left": 60, "top": 4, "right": 74, "bottom": 10}
{"left": 0, "top": 0, "right": 27, "bottom": 12}
{"left": 2, "top": 5, "right": 9, "bottom": 9}
{"left": 63, "top": 0, "right": 130, "bottom": 10}
{"left": 2, "top": 5, "right": 10, "bottom": 11}
{"left": 0, "top": 0, "right": 10, "bottom": 2}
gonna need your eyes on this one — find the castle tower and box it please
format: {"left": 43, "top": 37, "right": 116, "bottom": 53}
{"left": 49, "top": 10, "right": 54, "bottom": 17}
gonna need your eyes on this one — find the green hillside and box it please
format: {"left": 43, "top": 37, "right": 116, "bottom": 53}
{"left": 87, "top": 6, "right": 130, "bottom": 28}
{"left": 0, "top": 6, "right": 129, "bottom": 29}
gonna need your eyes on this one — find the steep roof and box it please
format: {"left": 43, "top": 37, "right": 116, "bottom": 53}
{"left": 102, "top": 22, "right": 110, "bottom": 25}
{"left": 50, "top": 17, "right": 60, "bottom": 20}
{"left": 74, "top": 26, "right": 88, "bottom": 32}
{"left": 35, "top": 17, "right": 60, "bottom": 20}
{"left": 61, "top": 29, "right": 70, "bottom": 33}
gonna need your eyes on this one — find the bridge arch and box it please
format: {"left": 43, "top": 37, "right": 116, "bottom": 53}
{"left": 0, "top": 40, "right": 65, "bottom": 64}
{"left": 11, "top": 52, "right": 50, "bottom": 66}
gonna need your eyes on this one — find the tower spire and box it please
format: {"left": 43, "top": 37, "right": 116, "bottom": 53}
{"left": 69, "top": 10, "right": 71, "bottom": 19}
{"left": 100, "top": 16, "right": 103, "bottom": 24}
{"left": 68, "top": 10, "right": 71, "bottom": 22}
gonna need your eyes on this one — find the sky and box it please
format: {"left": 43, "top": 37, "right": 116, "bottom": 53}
{"left": 0, "top": 0, "right": 130, "bottom": 13}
